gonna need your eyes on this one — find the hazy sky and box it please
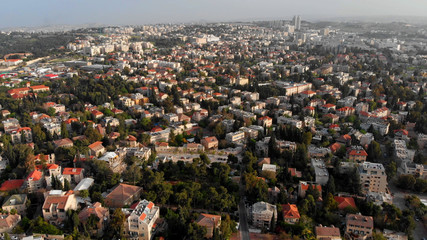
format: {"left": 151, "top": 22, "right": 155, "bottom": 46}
{"left": 2, "top": 0, "right": 427, "bottom": 28}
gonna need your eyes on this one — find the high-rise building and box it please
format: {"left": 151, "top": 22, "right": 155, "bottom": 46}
{"left": 293, "top": 15, "right": 301, "bottom": 31}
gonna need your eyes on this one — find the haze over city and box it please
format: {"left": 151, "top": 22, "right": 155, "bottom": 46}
{"left": 2, "top": 0, "right": 427, "bottom": 28}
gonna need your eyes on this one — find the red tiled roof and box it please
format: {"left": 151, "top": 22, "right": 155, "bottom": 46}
{"left": 282, "top": 204, "right": 300, "bottom": 219}
{"left": 322, "top": 103, "right": 336, "bottom": 108}
{"left": 88, "top": 141, "right": 104, "bottom": 150}
{"left": 127, "top": 135, "right": 137, "bottom": 141}
{"left": 0, "top": 179, "right": 24, "bottom": 191}
{"left": 27, "top": 170, "right": 42, "bottom": 181}
{"left": 300, "top": 182, "right": 322, "bottom": 192}
{"left": 349, "top": 149, "right": 368, "bottom": 156}
{"left": 151, "top": 126, "right": 163, "bottom": 132}
{"left": 43, "top": 195, "right": 69, "bottom": 209}
{"left": 63, "top": 168, "right": 83, "bottom": 175}
{"left": 330, "top": 143, "right": 342, "bottom": 153}
{"left": 334, "top": 196, "right": 357, "bottom": 210}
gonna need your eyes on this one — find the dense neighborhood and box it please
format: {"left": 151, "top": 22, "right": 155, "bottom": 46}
{"left": 0, "top": 17, "right": 426, "bottom": 240}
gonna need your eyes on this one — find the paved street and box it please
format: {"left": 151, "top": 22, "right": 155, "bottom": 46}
{"left": 157, "top": 153, "right": 229, "bottom": 163}
{"left": 238, "top": 199, "right": 250, "bottom": 240}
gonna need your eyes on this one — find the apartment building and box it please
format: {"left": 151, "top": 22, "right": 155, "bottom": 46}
{"left": 25, "top": 170, "right": 44, "bottom": 193}
{"left": 126, "top": 199, "right": 160, "bottom": 240}
{"left": 250, "top": 201, "right": 277, "bottom": 230}
{"left": 2, "top": 194, "right": 28, "bottom": 215}
{"left": 226, "top": 131, "right": 245, "bottom": 144}
{"left": 42, "top": 192, "right": 78, "bottom": 224}
{"left": 359, "top": 162, "right": 388, "bottom": 194}
{"left": 311, "top": 159, "right": 329, "bottom": 186}
{"left": 345, "top": 214, "right": 374, "bottom": 239}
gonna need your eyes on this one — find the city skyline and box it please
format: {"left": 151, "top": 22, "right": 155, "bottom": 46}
{"left": 2, "top": 0, "right": 427, "bottom": 28}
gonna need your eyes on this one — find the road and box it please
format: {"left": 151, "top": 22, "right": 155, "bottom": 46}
{"left": 157, "top": 153, "right": 229, "bottom": 163}
{"left": 239, "top": 199, "right": 250, "bottom": 240}
{"left": 237, "top": 160, "right": 250, "bottom": 240}
{"left": 389, "top": 183, "right": 427, "bottom": 239}
{"left": 0, "top": 57, "right": 48, "bottom": 71}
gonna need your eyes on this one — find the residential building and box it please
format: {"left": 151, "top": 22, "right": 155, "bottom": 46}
{"left": 348, "top": 147, "right": 368, "bottom": 163}
{"left": 345, "top": 214, "right": 374, "bottom": 239}
{"left": 261, "top": 164, "right": 277, "bottom": 177}
{"left": 0, "top": 156, "right": 9, "bottom": 175}
{"left": 401, "top": 162, "right": 427, "bottom": 179}
{"left": 196, "top": 213, "right": 221, "bottom": 238}
{"left": 226, "top": 131, "right": 245, "bottom": 144}
{"left": 298, "top": 181, "right": 322, "bottom": 198}
{"left": 282, "top": 204, "right": 300, "bottom": 224}
{"left": 315, "top": 226, "right": 341, "bottom": 240}
{"left": 42, "top": 192, "right": 78, "bottom": 225}
{"left": 53, "top": 138, "right": 73, "bottom": 149}
{"left": 62, "top": 168, "right": 84, "bottom": 184}
{"left": 201, "top": 136, "right": 218, "bottom": 150}
{"left": 99, "top": 152, "right": 126, "bottom": 173}
{"left": 250, "top": 201, "right": 277, "bottom": 229}
{"left": 311, "top": 159, "right": 329, "bottom": 186}
{"left": 79, "top": 202, "right": 109, "bottom": 236}
{"left": 0, "top": 214, "right": 21, "bottom": 233}
{"left": 25, "top": 170, "right": 44, "bottom": 193}
{"left": 88, "top": 141, "right": 106, "bottom": 157}
{"left": 334, "top": 196, "right": 357, "bottom": 211}
{"left": 2, "top": 194, "right": 28, "bottom": 215}
{"left": 258, "top": 116, "right": 272, "bottom": 128}
{"left": 104, "top": 183, "right": 143, "bottom": 208}
{"left": 359, "top": 162, "right": 388, "bottom": 194}
{"left": 126, "top": 199, "right": 160, "bottom": 240}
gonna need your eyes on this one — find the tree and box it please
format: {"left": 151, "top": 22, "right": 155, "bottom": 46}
{"left": 84, "top": 127, "right": 102, "bottom": 143}
{"left": 227, "top": 154, "right": 238, "bottom": 164}
{"left": 79, "top": 190, "right": 89, "bottom": 198}
{"left": 372, "top": 231, "right": 387, "bottom": 240}
{"left": 214, "top": 123, "right": 225, "bottom": 139}
{"left": 326, "top": 175, "right": 336, "bottom": 195}
{"left": 24, "top": 154, "right": 36, "bottom": 173}
{"left": 86, "top": 214, "right": 100, "bottom": 233}
{"left": 187, "top": 222, "right": 207, "bottom": 239}
{"left": 3, "top": 233, "right": 10, "bottom": 240}
{"left": 386, "top": 161, "right": 397, "bottom": 180}
{"left": 123, "top": 163, "right": 142, "bottom": 185}
{"left": 219, "top": 214, "right": 236, "bottom": 239}
{"left": 108, "top": 208, "right": 126, "bottom": 239}
{"left": 367, "top": 141, "right": 382, "bottom": 162}
{"left": 302, "top": 132, "right": 312, "bottom": 146}
{"left": 414, "top": 178, "right": 427, "bottom": 193}
{"left": 63, "top": 178, "right": 71, "bottom": 191}
{"left": 61, "top": 122, "right": 69, "bottom": 138}
{"left": 396, "top": 174, "right": 416, "bottom": 190}
{"left": 31, "top": 216, "right": 63, "bottom": 235}
{"left": 47, "top": 107, "right": 56, "bottom": 116}
{"left": 91, "top": 192, "right": 104, "bottom": 204}
{"left": 323, "top": 193, "right": 338, "bottom": 212}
